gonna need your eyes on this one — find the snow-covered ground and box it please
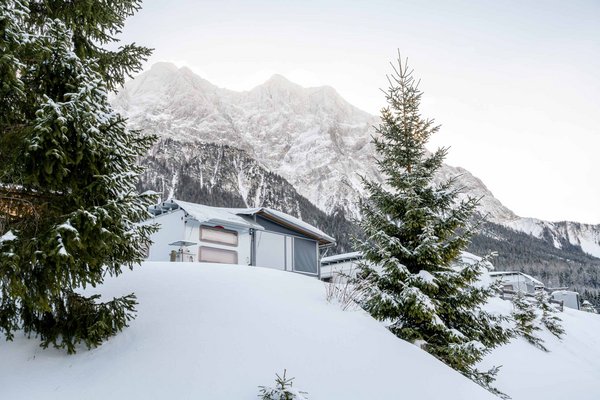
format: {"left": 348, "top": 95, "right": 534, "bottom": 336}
{"left": 0, "top": 262, "right": 496, "bottom": 400}
{"left": 1, "top": 262, "right": 599, "bottom": 399}
{"left": 481, "top": 297, "right": 600, "bottom": 400}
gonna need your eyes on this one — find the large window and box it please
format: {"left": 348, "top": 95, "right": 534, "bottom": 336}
{"left": 254, "top": 229, "right": 318, "bottom": 275}
{"left": 200, "top": 225, "right": 238, "bottom": 246}
{"left": 255, "top": 231, "right": 286, "bottom": 270}
{"left": 293, "top": 237, "right": 317, "bottom": 274}
{"left": 199, "top": 246, "right": 238, "bottom": 264}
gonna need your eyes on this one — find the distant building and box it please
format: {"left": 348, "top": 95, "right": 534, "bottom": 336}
{"left": 320, "top": 251, "right": 489, "bottom": 282}
{"left": 489, "top": 271, "right": 581, "bottom": 311}
{"left": 488, "top": 271, "right": 545, "bottom": 294}
{"left": 143, "top": 199, "right": 336, "bottom": 277}
{"left": 320, "top": 251, "right": 363, "bottom": 282}
{"left": 550, "top": 290, "right": 580, "bottom": 310}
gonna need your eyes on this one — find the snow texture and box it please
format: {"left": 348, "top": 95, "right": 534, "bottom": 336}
{"left": 480, "top": 297, "right": 600, "bottom": 400}
{"left": 0, "top": 262, "right": 496, "bottom": 400}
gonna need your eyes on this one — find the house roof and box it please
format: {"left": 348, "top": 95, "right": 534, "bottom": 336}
{"left": 162, "top": 199, "right": 336, "bottom": 246}
{"left": 489, "top": 271, "right": 545, "bottom": 287}
{"left": 321, "top": 251, "right": 362, "bottom": 265}
{"left": 229, "top": 207, "right": 336, "bottom": 245}
{"left": 170, "top": 199, "right": 264, "bottom": 230}
{"left": 320, "top": 251, "right": 490, "bottom": 267}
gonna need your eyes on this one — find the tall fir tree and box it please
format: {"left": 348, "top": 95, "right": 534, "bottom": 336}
{"left": 354, "top": 55, "right": 511, "bottom": 395}
{"left": 0, "top": 0, "right": 156, "bottom": 353}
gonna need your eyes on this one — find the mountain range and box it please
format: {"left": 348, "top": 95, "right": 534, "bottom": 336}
{"left": 112, "top": 62, "right": 600, "bottom": 301}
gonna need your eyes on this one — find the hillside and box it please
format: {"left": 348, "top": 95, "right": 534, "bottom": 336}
{"left": 469, "top": 222, "right": 600, "bottom": 306}
{"left": 2, "top": 263, "right": 599, "bottom": 399}
{"left": 0, "top": 262, "right": 496, "bottom": 400}
{"left": 481, "top": 297, "right": 600, "bottom": 400}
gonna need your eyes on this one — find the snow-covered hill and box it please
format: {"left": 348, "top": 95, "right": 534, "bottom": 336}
{"left": 2, "top": 263, "right": 599, "bottom": 399}
{"left": 112, "top": 63, "right": 600, "bottom": 258}
{"left": 481, "top": 297, "right": 600, "bottom": 399}
{"left": 0, "top": 262, "right": 497, "bottom": 400}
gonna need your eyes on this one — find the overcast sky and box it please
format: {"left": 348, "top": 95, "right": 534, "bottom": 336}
{"left": 117, "top": 0, "right": 599, "bottom": 224}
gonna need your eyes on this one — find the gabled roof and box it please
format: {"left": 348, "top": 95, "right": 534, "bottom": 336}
{"left": 229, "top": 207, "right": 335, "bottom": 245}
{"left": 156, "top": 199, "right": 336, "bottom": 246}
{"left": 321, "top": 251, "right": 362, "bottom": 265}
{"left": 489, "top": 271, "right": 544, "bottom": 287}
{"left": 170, "top": 199, "right": 264, "bottom": 230}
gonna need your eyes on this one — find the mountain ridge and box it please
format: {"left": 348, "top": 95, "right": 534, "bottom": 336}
{"left": 112, "top": 62, "right": 600, "bottom": 260}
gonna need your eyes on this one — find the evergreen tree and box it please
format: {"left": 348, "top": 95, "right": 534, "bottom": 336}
{"left": 511, "top": 292, "right": 547, "bottom": 351}
{"left": 580, "top": 300, "right": 598, "bottom": 314}
{"left": 0, "top": 0, "right": 155, "bottom": 353}
{"left": 534, "top": 290, "right": 565, "bottom": 338}
{"left": 354, "top": 55, "right": 511, "bottom": 394}
{"left": 258, "top": 370, "right": 309, "bottom": 400}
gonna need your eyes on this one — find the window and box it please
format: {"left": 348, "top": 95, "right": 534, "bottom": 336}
{"left": 200, "top": 225, "right": 238, "bottom": 246}
{"left": 293, "top": 237, "right": 317, "bottom": 274}
{"left": 255, "top": 231, "right": 286, "bottom": 270}
{"left": 199, "top": 246, "right": 238, "bottom": 264}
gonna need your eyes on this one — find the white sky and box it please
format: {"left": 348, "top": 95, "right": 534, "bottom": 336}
{"left": 116, "top": 0, "right": 600, "bottom": 224}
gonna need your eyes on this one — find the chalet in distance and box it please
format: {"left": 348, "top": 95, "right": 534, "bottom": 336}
{"left": 143, "top": 199, "right": 336, "bottom": 277}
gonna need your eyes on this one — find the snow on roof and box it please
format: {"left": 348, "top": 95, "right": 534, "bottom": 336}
{"left": 171, "top": 199, "right": 335, "bottom": 244}
{"left": 455, "top": 252, "right": 496, "bottom": 273}
{"left": 321, "top": 251, "right": 362, "bottom": 264}
{"left": 489, "top": 271, "right": 544, "bottom": 287}
{"left": 172, "top": 199, "right": 264, "bottom": 230}
{"left": 226, "top": 206, "right": 335, "bottom": 244}
{"left": 321, "top": 251, "right": 487, "bottom": 266}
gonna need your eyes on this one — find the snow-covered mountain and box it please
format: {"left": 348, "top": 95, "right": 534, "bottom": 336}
{"left": 137, "top": 138, "right": 360, "bottom": 253}
{"left": 113, "top": 62, "right": 600, "bottom": 258}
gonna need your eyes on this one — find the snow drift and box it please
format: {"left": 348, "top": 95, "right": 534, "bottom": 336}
{"left": 2, "top": 262, "right": 599, "bottom": 399}
{"left": 481, "top": 297, "right": 600, "bottom": 400}
{"left": 1, "top": 262, "right": 495, "bottom": 400}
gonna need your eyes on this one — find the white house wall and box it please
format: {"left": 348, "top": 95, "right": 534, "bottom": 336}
{"left": 143, "top": 209, "right": 186, "bottom": 261}
{"left": 321, "top": 260, "right": 361, "bottom": 281}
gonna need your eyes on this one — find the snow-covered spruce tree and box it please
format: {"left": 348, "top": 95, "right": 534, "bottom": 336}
{"left": 354, "top": 55, "right": 511, "bottom": 395}
{"left": 581, "top": 300, "right": 598, "bottom": 314}
{"left": 534, "top": 291, "right": 565, "bottom": 339}
{"left": 511, "top": 292, "right": 547, "bottom": 351}
{"left": 0, "top": 1, "right": 155, "bottom": 353}
{"left": 26, "top": 0, "right": 152, "bottom": 92}
{"left": 258, "top": 370, "right": 309, "bottom": 400}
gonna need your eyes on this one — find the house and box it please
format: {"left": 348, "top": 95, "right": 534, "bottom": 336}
{"left": 488, "top": 271, "right": 545, "bottom": 294}
{"left": 550, "top": 290, "right": 580, "bottom": 310}
{"left": 319, "top": 251, "right": 491, "bottom": 282}
{"left": 320, "top": 251, "right": 363, "bottom": 282}
{"left": 142, "top": 199, "right": 336, "bottom": 277}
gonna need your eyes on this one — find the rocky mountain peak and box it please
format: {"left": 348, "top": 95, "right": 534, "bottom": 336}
{"left": 113, "top": 63, "right": 600, "bottom": 258}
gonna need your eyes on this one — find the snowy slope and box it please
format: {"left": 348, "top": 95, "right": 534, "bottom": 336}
{"left": 0, "top": 262, "right": 496, "bottom": 400}
{"left": 481, "top": 297, "right": 600, "bottom": 400}
{"left": 113, "top": 63, "right": 600, "bottom": 257}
